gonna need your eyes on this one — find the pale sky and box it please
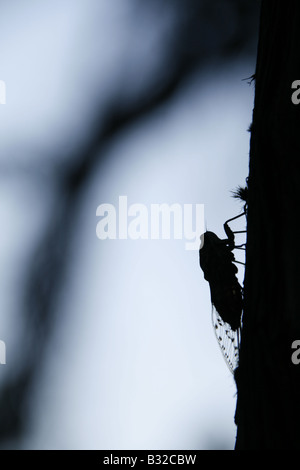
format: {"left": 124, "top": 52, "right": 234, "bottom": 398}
{"left": 0, "top": 1, "right": 255, "bottom": 450}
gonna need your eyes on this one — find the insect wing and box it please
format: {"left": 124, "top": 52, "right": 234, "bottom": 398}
{"left": 212, "top": 306, "right": 240, "bottom": 373}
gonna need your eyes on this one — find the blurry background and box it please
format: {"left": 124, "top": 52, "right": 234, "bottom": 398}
{"left": 0, "top": 0, "right": 259, "bottom": 450}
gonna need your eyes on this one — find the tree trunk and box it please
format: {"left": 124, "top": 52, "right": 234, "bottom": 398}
{"left": 235, "top": 0, "right": 300, "bottom": 449}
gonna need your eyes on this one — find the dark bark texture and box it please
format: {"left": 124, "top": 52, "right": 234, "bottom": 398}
{"left": 235, "top": 0, "right": 300, "bottom": 449}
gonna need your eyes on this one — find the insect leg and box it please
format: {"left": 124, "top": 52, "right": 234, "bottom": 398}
{"left": 224, "top": 211, "right": 246, "bottom": 226}
{"left": 223, "top": 212, "right": 246, "bottom": 249}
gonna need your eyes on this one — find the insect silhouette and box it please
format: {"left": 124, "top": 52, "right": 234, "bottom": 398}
{"left": 199, "top": 210, "right": 246, "bottom": 373}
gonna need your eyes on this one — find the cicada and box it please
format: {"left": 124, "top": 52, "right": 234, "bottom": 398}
{"left": 199, "top": 211, "right": 246, "bottom": 373}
